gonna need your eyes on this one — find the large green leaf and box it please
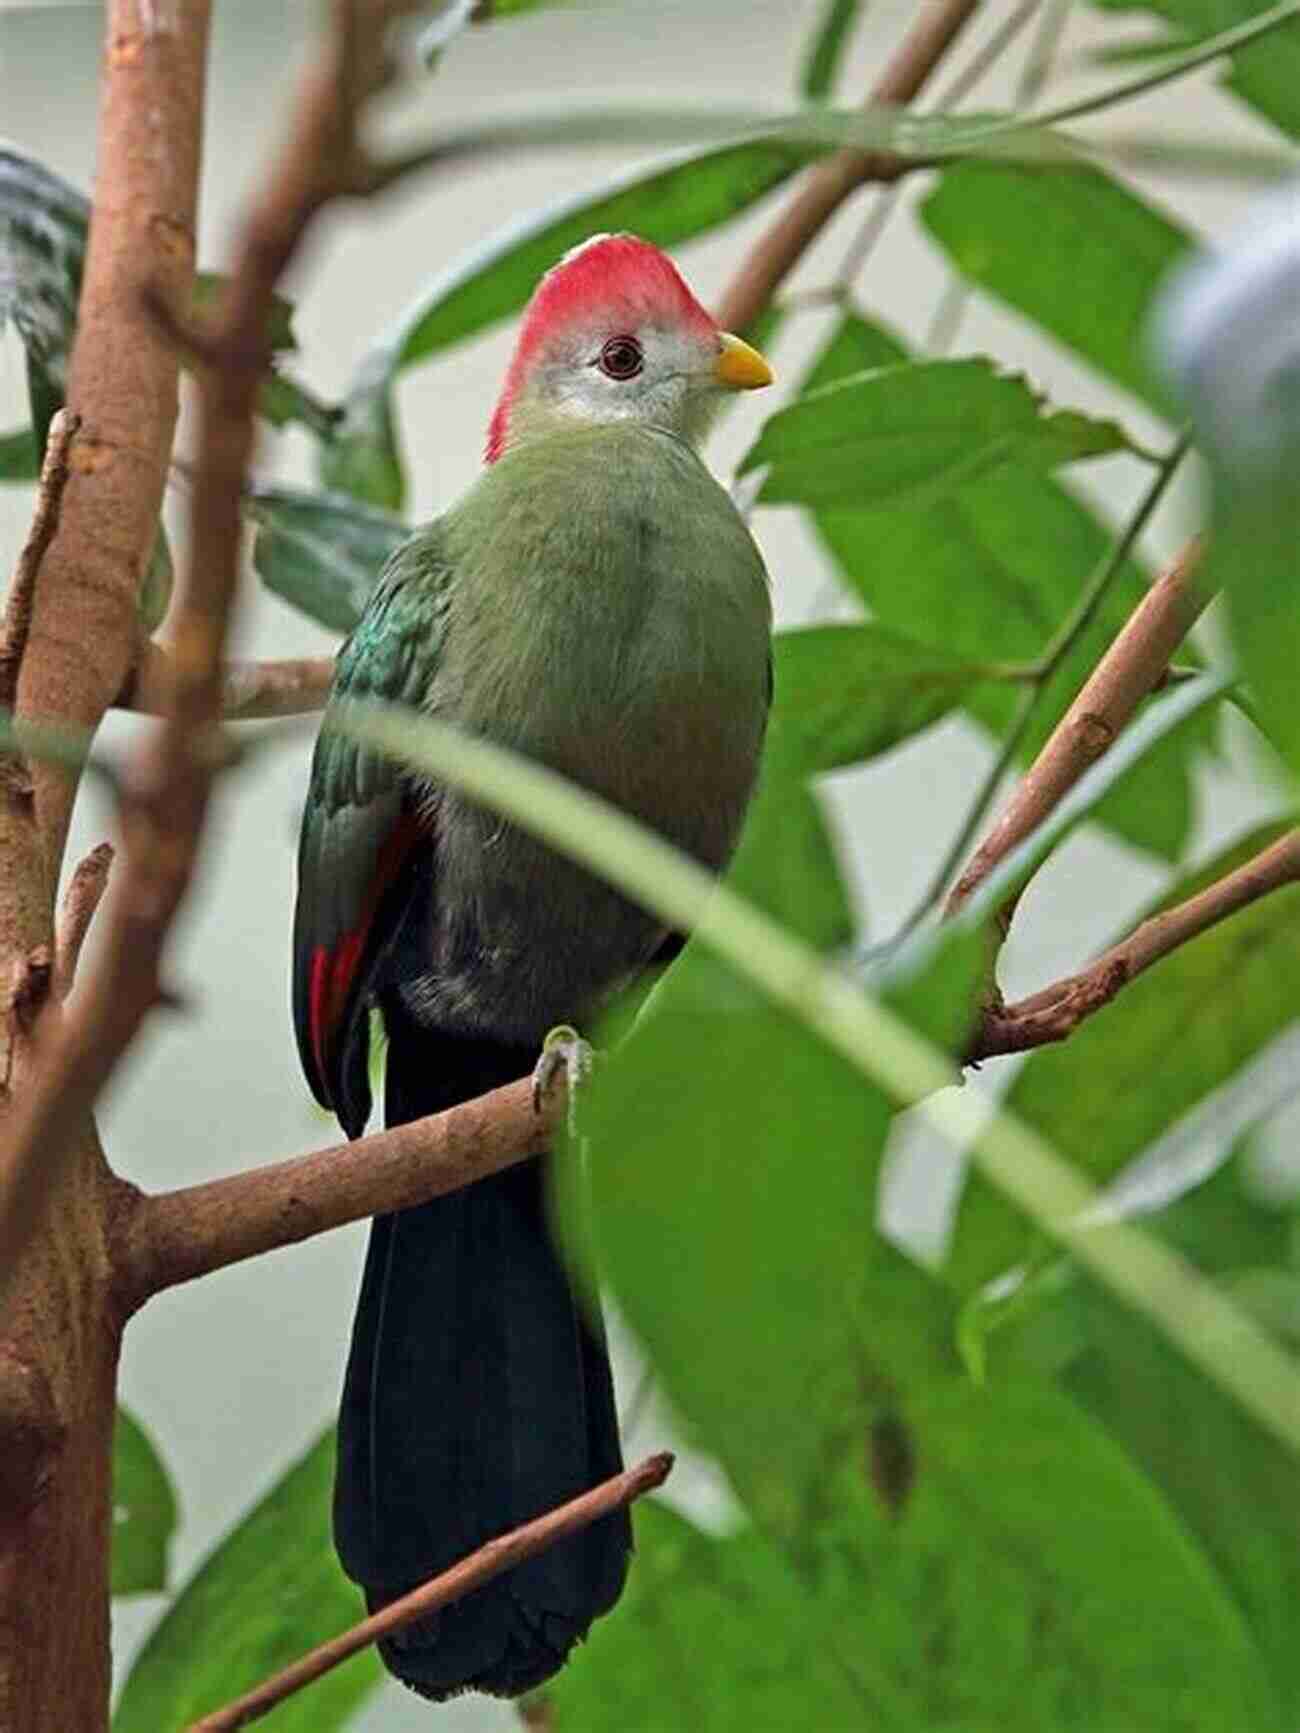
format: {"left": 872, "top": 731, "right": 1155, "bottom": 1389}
{"left": 920, "top": 163, "right": 1192, "bottom": 413}
{"left": 110, "top": 1407, "right": 177, "bottom": 1600}
{"left": 801, "top": 0, "right": 864, "bottom": 100}
{"left": 247, "top": 485, "right": 408, "bottom": 634}
{"left": 112, "top": 1428, "right": 382, "bottom": 1733}
{"left": 550, "top": 1387, "right": 1277, "bottom": 1731}
{"left": 948, "top": 823, "right": 1300, "bottom": 1294}
{"left": 771, "top": 622, "right": 988, "bottom": 774}
{"left": 802, "top": 314, "right": 1212, "bottom": 861}
{"left": 324, "top": 138, "right": 815, "bottom": 507}
{"left": 1087, "top": 0, "right": 1300, "bottom": 138}
{"left": 578, "top": 997, "right": 895, "bottom": 1529}
{"left": 742, "top": 357, "right": 1132, "bottom": 508}
{"left": 980, "top": 1146, "right": 1300, "bottom": 1720}
{"left": 548, "top": 1502, "right": 871, "bottom": 1730}
{"left": 722, "top": 623, "right": 987, "bottom": 952}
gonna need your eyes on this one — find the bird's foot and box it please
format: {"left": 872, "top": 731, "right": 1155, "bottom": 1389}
{"left": 531, "top": 1024, "right": 595, "bottom": 1135}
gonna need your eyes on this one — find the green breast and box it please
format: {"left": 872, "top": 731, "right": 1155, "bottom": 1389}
{"left": 435, "top": 423, "right": 772, "bottom": 869}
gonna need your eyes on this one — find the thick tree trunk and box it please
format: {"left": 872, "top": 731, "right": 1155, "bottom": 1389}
{"left": 0, "top": 3, "right": 210, "bottom": 1726}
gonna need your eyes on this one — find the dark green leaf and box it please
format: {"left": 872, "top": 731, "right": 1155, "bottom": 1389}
{"left": 0, "top": 426, "right": 38, "bottom": 482}
{"left": 1087, "top": 0, "right": 1300, "bottom": 139}
{"left": 772, "top": 622, "right": 988, "bottom": 773}
{"left": 316, "top": 380, "right": 406, "bottom": 512}
{"left": 801, "top": 0, "right": 864, "bottom": 101}
{"left": 743, "top": 357, "right": 1131, "bottom": 508}
{"left": 804, "top": 315, "right": 1211, "bottom": 860}
{"left": 548, "top": 1502, "right": 870, "bottom": 1730}
{"left": 726, "top": 748, "right": 856, "bottom": 949}
{"left": 112, "top": 1428, "right": 381, "bottom": 1733}
{"left": 248, "top": 485, "right": 407, "bottom": 633}
{"left": 577, "top": 995, "right": 895, "bottom": 1527}
{"left": 553, "top": 1384, "right": 1276, "bottom": 1731}
{"left": 110, "top": 1407, "right": 177, "bottom": 1599}
{"left": 256, "top": 372, "right": 344, "bottom": 441}
{"left": 920, "top": 163, "right": 1192, "bottom": 413}
{"left": 948, "top": 822, "right": 1300, "bottom": 1294}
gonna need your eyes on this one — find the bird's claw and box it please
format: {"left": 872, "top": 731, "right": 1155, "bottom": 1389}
{"left": 531, "top": 1024, "right": 595, "bottom": 1128}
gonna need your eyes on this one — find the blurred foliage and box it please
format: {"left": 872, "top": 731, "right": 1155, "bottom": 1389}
{"left": 5, "top": 0, "right": 1294, "bottom": 1725}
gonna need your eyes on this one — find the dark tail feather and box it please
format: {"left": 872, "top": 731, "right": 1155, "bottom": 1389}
{"left": 334, "top": 1002, "right": 630, "bottom": 1701}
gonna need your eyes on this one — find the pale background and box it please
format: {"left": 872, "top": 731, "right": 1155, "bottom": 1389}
{"left": 0, "top": 2, "right": 1292, "bottom": 1727}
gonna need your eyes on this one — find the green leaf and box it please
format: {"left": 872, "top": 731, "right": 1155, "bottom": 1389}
{"left": 112, "top": 1428, "right": 382, "bottom": 1733}
{"left": 191, "top": 271, "right": 297, "bottom": 353}
{"left": 553, "top": 1382, "right": 1277, "bottom": 1731}
{"left": 247, "top": 485, "right": 407, "bottom": 633}
{"left": 579, "top": 996, "right": 894, "bottom": 1527}
{"left": 801, "top": 0, "right": 864, "bottom": 101}
{"left": 0, "top": 426, "right": 38, "bottom": 482}
{"left": 772, "top": 622, "right": 988, "bottom": 773}
{"left": 110, "top": 1407, "right": 177, "bottom": 1599}
{"left": 744, "top": 357, "right": 1131, "bottom": 508}
{"left": 726, "top": 748, "right": 856, "bottom": 949}
{"left": 948, "top": 822, "right": 1300, "bottom": 1294}
{"left": 316, "top": 379, "right": 407, "bottom": 512}
{"left": 803, "top": 315, "right": 1211, "bottom": 861}
{"left": 920, "top": 163, "right": 1192, "bottom": 413}
{"left": 549, "top": 1502, "right": 871, "bottom": 1730}
{"left": 1087, "top": 0, "right": 1300, "bottom": 139}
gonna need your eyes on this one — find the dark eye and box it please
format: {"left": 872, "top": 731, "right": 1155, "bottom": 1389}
{"left": 598, "top": 335, "right": 643, "bottom": 380}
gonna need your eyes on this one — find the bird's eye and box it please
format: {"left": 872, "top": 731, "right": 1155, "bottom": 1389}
{"left": 598, "top": 336, "right": 643, "bottom": 380}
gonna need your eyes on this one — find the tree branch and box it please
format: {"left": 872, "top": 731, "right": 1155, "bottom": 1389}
{"left": 186, "top": 1451, "right": 674, "bottom": 1733}
{"left": 0, "top": 0, "right": 419, "bottom": 1306}
{"left": 968, "top": 828, "right": 1300, "bottom": 1060}
{"left": 124, "top": 642, "right": 334, "bottom": 720}
{"left": 53, "top": 842, "right": 114, "bottom": 1001}
{"left": 714, "top": 0, "right": 982, "bottom": 333}
{"left": 0, "top": 410, "right": 80, "bottom": 715}
{"left": 120, "top": 1077, "right": 555, "bottom": 1304}
{"left": 946, "top": 537, "right": 1208, "bottom": 922}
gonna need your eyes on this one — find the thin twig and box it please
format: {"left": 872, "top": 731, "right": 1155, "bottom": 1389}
{"left": 186, "top": 1451, "right": 674, "bottom": 1732}
{"left": 969, "top": 828, "right": 1300, "bottom": 1059}
{"left": 946, "top": 535, "right": 1207, "bottom": 921}
{"left": 890, "top": 437, "right": 1191, "bottom": 944}
{"left": 125, "top": 643, "right": 335, "bottom": 720}
{"left": 832, "top": 0, "right": 1044, "bottom": 299}
{"left": 0, "top": 411, "right": 80, "bottom": 713}
{"left": 53, "top": 843, "right": 114, "bottom": 1002}
{"left": 714, "top": 0, "right": 982, "bottom": 334}
{"left": 119, "top": 1076, "right": 555, "bottom": 1303}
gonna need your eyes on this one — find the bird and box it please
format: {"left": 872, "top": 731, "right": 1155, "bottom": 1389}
{"left": 293, "top": 232, "right": 774, "bottom": 1701}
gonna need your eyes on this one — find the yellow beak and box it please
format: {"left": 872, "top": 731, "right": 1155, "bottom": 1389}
{"left": 714, "top": 330, "right": 774, "bottom": 391}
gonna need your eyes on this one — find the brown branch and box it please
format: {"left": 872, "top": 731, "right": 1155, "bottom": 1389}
{"left": 0, "top": 410, "right": 80, "bottom": 714}
{"left": 187, "top": 1451, "right": 673, "bottom": 1733}
{"left": 714, "top": 0, "right": 981, "bottom": 333}
{"left": 120, "top": 1077, "right": 554, "bottom": 1303}
{"left": 53, "top": 842, "right": 115, "bottom": 1002}
{"left": 946, "top": 538, "right": 1208, "bottom": 922}
{"left": 968, "top": 828, "right": 1300, "bottom": 1060}
{"left": 124, "top": 642, "right": 335, "bottom": 719}
{"left": 0, "top": 0, "right": 420, "bottom": 1305}
{"left": 15, "top": 11, "right": 208, "bottom": 885}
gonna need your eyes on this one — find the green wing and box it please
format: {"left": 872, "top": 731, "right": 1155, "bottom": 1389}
{"left": 292, "top": 530, "right": 453, "bottom": 1136}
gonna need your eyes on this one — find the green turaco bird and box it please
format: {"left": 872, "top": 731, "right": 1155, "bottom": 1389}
{"left": 293, "top": 233, "right": 774, "bottom": 1701}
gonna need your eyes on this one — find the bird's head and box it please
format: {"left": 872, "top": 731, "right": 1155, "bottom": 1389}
{"left": 485, "top": 233, "right": 773, "bottom": 462}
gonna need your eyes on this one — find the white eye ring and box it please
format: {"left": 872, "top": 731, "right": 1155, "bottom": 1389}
{"left": 598, "top": 335, "right": 643, "bottom": 380}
